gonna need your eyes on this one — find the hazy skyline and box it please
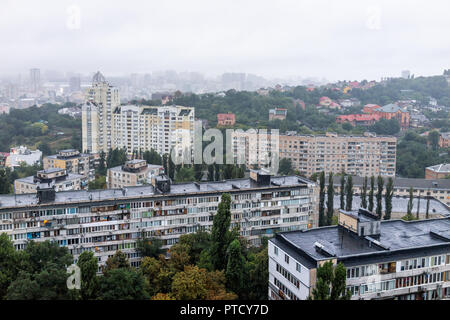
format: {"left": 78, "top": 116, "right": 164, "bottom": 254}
{"left": 2, "top": 0, "right": 450, "bottom": 82}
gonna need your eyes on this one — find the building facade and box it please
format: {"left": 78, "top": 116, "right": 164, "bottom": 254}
{"left": 14, "top": 168, "right": 83, "bottom": 194}
{"left": 111, "top": 104, "right": 194, "bottom": 157}
{"left": 43, "top": 149, "right": 96, "bottom": 184}
{"left": 82, "top": 72, "right": 121, "bottom": 154}
{"left": 0, "top": 172, "right": 318, "bottom": 268}
{"left": 107, "top": 159, "right": 164, "bottom": 189}
{"left": 269, "top": 209, "right": 450, "bottom": 300}
{"left": 217, "top": 113, "right": 236, "bottom": 126}
{"left": 425, "top": 164, "right": 450, "bottom": 180}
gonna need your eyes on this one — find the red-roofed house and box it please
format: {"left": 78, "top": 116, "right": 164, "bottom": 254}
{"left": 363, "top": 104, "right": 381, "bottom": 114}
{"left": 336, "top": 114, "right": 381, "bottom": 126}
{"left": 217, "top": 113, "right": 236, "bottom": 126}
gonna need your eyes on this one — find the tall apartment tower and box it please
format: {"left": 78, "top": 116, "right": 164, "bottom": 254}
{"left": 29, "top": 68, "right": 40, "bottom": 93}
{"left": 82, "top": 71, "right": 120, "bottom": 154}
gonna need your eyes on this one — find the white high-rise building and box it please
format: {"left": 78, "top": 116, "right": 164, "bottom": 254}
{"left": 82, "top": 72, "right": 120, "bottom": 154}
{"left": 82, "top": 71, "right": 195, "bottom": 157}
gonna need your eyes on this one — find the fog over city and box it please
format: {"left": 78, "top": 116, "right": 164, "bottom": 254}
{"left": 2, "top": 0, "right": 450, "bottom": 82}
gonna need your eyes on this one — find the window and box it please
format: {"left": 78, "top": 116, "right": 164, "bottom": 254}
{"left": 274, "top": 246, "right": 278, "bottom": 256}
{"left": 285, "top": 254, "right": 289, "bottom": 264}
{"left": 296, "top": 263, "right": 301, "bottom": 273}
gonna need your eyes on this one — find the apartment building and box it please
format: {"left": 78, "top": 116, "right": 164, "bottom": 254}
{"left": 43, "top": 149, "right": 97, "bottom": 184}
{"left": 268, "top": 208, "right": 450, "bottom": 300}
{"left": 14, "top": 168, "right": 83, "bottom": 194}
{"left": 111, "top": 104, "right": 194, "bottom": 157}
{"left": 82, "top": 72, "right": 121, "bottom": 154}
{"left": 328, "top": 175, "right": 450, "bottom": 207}
{"left": 0, "top": 171, "right": 318, "bottom": 268}
{"left": 233, "top": 131, "right": 397, "bottom": 177}
{"left": 5, "top": 146, "right": 42, "bottom": 170}
{"left": 107, "top": 159, "right": 164, "bottom": 189}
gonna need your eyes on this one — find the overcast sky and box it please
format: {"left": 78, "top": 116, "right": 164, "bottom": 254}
{"left": 1, "top": 0, "right": 450, "bottom": 81}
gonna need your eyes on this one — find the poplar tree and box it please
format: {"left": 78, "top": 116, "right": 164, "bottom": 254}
{"left": 384, "top": 177, "right": 394, "bottom": 220}
{"left": 361, "top": 176, "right": 368, "bottom": 209}
{"left": 319, "top": 171, "right": 326, "bottom": 227}
{"left": 368, "top": 176, "right": 375, "bottom": 212}
{"left": 345, "top": 175, "right": 353, "bottom": 211}
{"left": 376, "top": 176, "right": 384, "bottom": 219}
{"left": 426, "top": 197, "right": 430, "bottom": 219}
{"left": 339, "top": 174, "right": 345, "bottom": 210}
{"left": 211, "top": 193, "right": 232, "bottom": 270}
{"left": 326, "top": 173, "right": 334, "bottom": 225}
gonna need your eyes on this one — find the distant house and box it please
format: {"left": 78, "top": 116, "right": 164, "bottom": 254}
{"left": 410, "top": 114, "right": 429, "bottom": 128}
{"left": 338, "top": 98, "right": 361, "bottom": 108}
{"left": 425, "top": 163, "right": 450, "bottom": 180}
{"left": 217, "top": 113, "right": 236, "bottom": 126}
{"left": 336, "top": 114, "right": 381, "bottom": 126}
{"left": 319, "top": 96, "right": 332, "bottom": 107}
{"left": 364, "top": 103, "right": 410, "bottom": 129}
{"left": 439, "top": 132, "right": 450, "bottom": 148}
{"left": 363, "top": 104, "right": 381, "bottom": 114}
{"left": 269, "top": 108, "right": 287, "bottom": 121}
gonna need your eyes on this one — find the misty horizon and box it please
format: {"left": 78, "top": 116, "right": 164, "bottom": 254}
{"left": 2, "top": 0, "right": 450, "bottom": 82}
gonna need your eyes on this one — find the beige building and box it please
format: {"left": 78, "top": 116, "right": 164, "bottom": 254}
{"left": 107, "top": 159, "right": 164, "bottom": 189}
{"left": 82, "top": 71, "right": 120, "bottom": 154}
{"left": 43, "top": 149, "right": 96, "bottom": 184}
{"left": 111, "top": 105, "right": 194, "bottom": 157}
{"left": 14, "top": 168, "right": 83, "bottom": 194}
{"left": 232, "top": 131, "right": 397, "bottom": 177}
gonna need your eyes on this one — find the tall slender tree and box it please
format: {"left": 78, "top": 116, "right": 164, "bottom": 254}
{"left": 376, "top": 176, "right": 384, "bottom": 220}
{"left": 326, "top": 173, "right": 334, "bottom": 225}
{"left": 319, "top": 172, "right": 326, "bottom": 227}
{"left": 339, "top": 174, "right": 345, "bottom": 210}
{"left": 425, "top": 196, "right": 430, "bottom": 219}
{"left": 384, "top": 177, "right": 394, "bottom": 220}
{"left": 368, "top": 176, "right": 375, "bottom": 212}
{"left": 407, "top": 187, "right": 414, "bottom": 219}
{"left": 345, "top": 175, "right": 353, "bottom": 211}
{"left": 210, "top": 193, "right": 233, "bottom": 270}
{"left": 361, "top": 176, "right": 368, "bottom": 209}
{"left": 416, "top": 193, "right": 421, "bottom": 220}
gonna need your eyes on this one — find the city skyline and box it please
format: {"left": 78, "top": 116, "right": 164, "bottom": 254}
{"left": 2, "top": 0, "right": 450, "bottom": 81}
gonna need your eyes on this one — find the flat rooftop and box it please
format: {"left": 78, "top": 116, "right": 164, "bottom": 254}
{"left": 0, "top": 175, "right": 312, "bottom": 210}
{"left": 272, "top": 217, "right": 450, "bottom": 268}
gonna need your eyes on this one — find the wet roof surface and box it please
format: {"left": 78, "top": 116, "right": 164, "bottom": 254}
{"left": 277, "top": 218, "right": 450, "bottom": 262}
{"left": 0, "top": 175, "right": 311, "bottom": 209}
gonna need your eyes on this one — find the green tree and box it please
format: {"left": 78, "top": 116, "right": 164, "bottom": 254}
{"left": 77, "top": 251, "right": 99, "bottom": 300}
{"left": 98, "top": 151, "right": 107, "bottom": 176}
{"left": 426, "top": 196, "right": 430, "bottom": 219}
{"left": 174, "top": 166, "right": 195, "bottom": 182}
{"left": 345, "top": 175, "right": 353, "bottom": 211}
{"left": 331, "top": 263, "right": 351, "bottom": 300}
{"left": 225, "top": 239, "right": 245, "bottom": 297}
{"left": 136, "top": 234, "right": 164, "bottom": 259}
{"left": 103, "top": 251, "right": 130, "bottom": 273}
{"left": 310, "top": 261, "right": 350, "bottom": 300}
{"left": 318, "top": 171, "right": 326, "bottom": 227}
{"left": 326, "top": 173, "right": 334, "bottom": 225}
{"left": 0, "top": 233, "right": 21, "bottom": 299}
{"left": 428, "top": 130, "right": 440, "bottom": 151}
{"left": 361, "top": 176, "right": 368, "bottom": 209}
{"left": 279, "top": 158, "right": 293, "bottom": 175}
{"left": 368, "top": 176, "right": 375, "bottom": 212}
{"left": 340, "top": 174, "right": 345, "bottom": 210}
{"left": 210, "top": 193, "right": 233, "bottom": 270}
{"left": 99, "top": 268, "right": 149, "bottom": 300}
{"left": 0, "top": 169, "right": 10, "bottom": 194}
{"left": 407, "top": 187, "right": 414, "bottom": 217}
{"left": 376, "top": 176, "right": 384, "bottom": 219}
{"left": 384, "top": 177, "right": 394, "bottom": 220}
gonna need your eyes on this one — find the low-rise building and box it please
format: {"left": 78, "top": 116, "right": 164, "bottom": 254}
{"left": 107, "top": 159, "right": 164, "bottom": 189}
{"left": 336, "top": 114, "right": 381, "bottom": 126}
{"left": 217, "top": 113, "right": 236, "bottom": 126}
{"left": 426, "top": 164, "right": 450, "bottom": 180}
{"left": 269, "top": 108, "right": 288, "bottom": 121}
{"left": 328, "top": 175, "right": 450, "bottom": 207}
{"left": 14, "top": 168, "right": 83, "bottom": 194}
{"left": 269, "top": 209, "right": 450, "bottom": 300}
{"left": 5, "top": 146, "right": 42, "bottom": 169}
{"left": 43, "top": 149, "right": 96, "bottom": 184}
{"left": 439, "top": 132, "right": 450, "bottom": 149}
